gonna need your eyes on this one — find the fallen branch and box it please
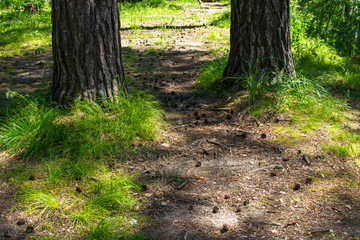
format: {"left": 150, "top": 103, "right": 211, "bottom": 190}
{"left": 210, "top": 108, "right": 232, "bottom": 112}
{"left": 191, "top": 138, "right": 207, "bottom": 146}
{"left": 176, "top": 181, "right": 188, "bottom": 190}
{"left": 258, "top": 221, "right": 285, "bottom": 227}
{"left": 207, "top": 140, "right": 230, "bottom": 149}
{"left": 250, "top": 164, "right": 284, "bottom": 172}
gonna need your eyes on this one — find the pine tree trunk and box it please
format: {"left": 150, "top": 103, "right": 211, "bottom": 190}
{"left": 51, "top": 0, "right": 128, "bottom": 104}
{"left": 223, "top": 0, "right": 295, "bottom": 86}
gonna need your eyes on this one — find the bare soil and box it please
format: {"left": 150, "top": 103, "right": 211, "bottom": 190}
{"left": 0, "top": 3, "right": 359, "bottom": 240}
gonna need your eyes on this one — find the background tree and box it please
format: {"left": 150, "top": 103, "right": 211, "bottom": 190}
{"left": 298, "top": 0, "right": 360, "bottom": 56}
{"left": 223, "top": 0, "right": 295, "bottom": 86}
{"left": 51, "top": 0, "right": 128, "bottom": 104}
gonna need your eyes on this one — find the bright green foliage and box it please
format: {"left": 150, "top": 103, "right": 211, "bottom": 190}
{"left": 274, "top": 74, "right": 348, "bottom": 127}
{"left": 16, "top": 167, "right": 141, "bottom": 237}
{"left": 0, "top": 91, "right": 161, "bottom": 237}
{"left": 296, "top": 0, "right": 360, "bottom": 56}
{"left": 290, "top": 0, "right": 309, "bottom": 50}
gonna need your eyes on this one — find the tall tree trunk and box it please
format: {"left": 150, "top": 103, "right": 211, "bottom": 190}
{"left": 51, "top": 0, "right": 128, "bottom": 105}
{"left": 223, "top": 0, "right": 295, "bottom": 86}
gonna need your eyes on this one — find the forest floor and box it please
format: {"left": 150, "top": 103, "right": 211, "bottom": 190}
{"left": 0, "top": 2, "right": 360, "bottom": 240}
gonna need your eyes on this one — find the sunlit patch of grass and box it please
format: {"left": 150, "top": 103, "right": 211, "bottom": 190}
{"left": 196, "top": 55, "right": 227, "bottom": 96}
{"left": 0, "top": 95, "right": 67, "bottom": 158}
{"left": 85, "top": 217, "right": 147, "bottom": 240}
{"left": 0, "top": 92, "right": 163, "bottom": 160}
{"left": 0, "top": 8, "right": 52, "bottom": 56}
{"left": 353, "top": 159, "right": 360, "bottom": 167}
{"left": 293, "top": 38, "right": 360, "bottom": 101}
{"left": 70, "top": 207, "right": 101, "bottom": 228}
{"left": 153, "top": 32, "right": 173, "bottom": 46}
{"left": 0, "top": 90, "right": 163, "bottom": 238}
{"left": 274, "top": 74, "right": 348, "bottom": 130}
{"left": 320, "top": 124, "right": 360, "bottom": 158}
{"left": 89, "top": 173, "right": 140, "bottom": 212}
{"left": 143, "top": 47, "right": 163, "bottom": 55}
{"left": 323, "top": 144, "right": 354, "bottom": 158}
{"left": 200, "top": 27, "right": 229, "bottom": 52}
{"left": 19, "top": 189, "right": 63, "bottom": 219}
{"left": 210, "top": 8, "right": 230, "bottom": 28}
{"left": 14, "top": 161, "right": 142, "bottom": 238}
{"left": 120, "top": 0, "right": 199, "bottom": 29}
{"left": 271, "top": 126, "right": 303, "bottom": 146}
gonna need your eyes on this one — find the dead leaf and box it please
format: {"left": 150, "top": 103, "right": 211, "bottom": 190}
{"left": 193, "top": 174, "right": 209, "bottom": 181}
{"left": 345, "top": 205, "right": 352, "bottom": 210}
{"left": 161, "top": 143, "right": 170, "bottom": 148}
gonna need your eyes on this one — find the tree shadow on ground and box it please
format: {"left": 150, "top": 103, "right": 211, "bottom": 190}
{"left": 0, "top": 52, "right": 52, "bottom": 119}
{"left": 0, "top": 38, "right": 359, "bottom": 239}
{"left": 122, "top": 46, "right": 360, "bottom": 239}
{"left": 0, "top": 181, "right": 28, "bottom": 240}
{"left": 121, "top": 24, "right": 207, "bottom": 31}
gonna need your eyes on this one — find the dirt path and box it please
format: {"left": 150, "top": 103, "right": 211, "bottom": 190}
{"left": 121, "top": 3, "right": 360, "bottom": 240}
{"left": 0, "top": 3, "right": 359, "bottom": 240}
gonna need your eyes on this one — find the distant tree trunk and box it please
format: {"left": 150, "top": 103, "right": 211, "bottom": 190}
{"left": 51, "top": 0, "right": 128, "bottom": 105}
{"left": 223, "top": 0, "right": 295, "bottom": 87}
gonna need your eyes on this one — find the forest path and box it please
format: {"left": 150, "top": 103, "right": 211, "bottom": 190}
{"left": 0, "top": 2, "right": 358, "bottom": 239}
{"left": 121, "top": 3, "right": 360, "bottom": 240}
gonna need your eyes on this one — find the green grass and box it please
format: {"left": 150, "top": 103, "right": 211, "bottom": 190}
{"left": 15, "top": 165, "right": 142, "bottom": 238}
{"left": 196, "top": 55, "right": 228, "bottom": 96}
{"left": 19, "top": 189, "right": 63, "bottom": 218}
{"left": 120, "top": 0, "right": 200, "bottom": 29}
{"left": 0, "top": 92, "right": 162, "bottom": 159}
{"left": 0, "top": 7, "right": 51, "bottom": 56}
{"left": 197, "top": 32, "right": 359, "bottom": 158}
{"left": 1, "top": 0, "right": 359, "bottom": 238}
{"left": 200, "top": 27, "right": 229, "bottom": 51}
{"left": 210, "top": 9, "right": 230, "bottom": 28}
{"left": 0, "top": 91, "right": 163, "bottom": 238}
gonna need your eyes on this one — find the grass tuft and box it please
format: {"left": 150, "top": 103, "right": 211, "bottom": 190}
{"left": 0, "top": 94, "right": 66, "bottom": 158}
{"left": 0, "top": 92, "right": 161, "bottom": 237}
{"left": 0, "top": 92, "right": 163, "bottom": 160}
{"left": 196, "top": 55, "right": 227, "bottom": 96}
{"left": 19, "top": 189, "right": 63, "bottom": 218}
{"left": 90, "top": 173, "right": 140, "bottom": 212}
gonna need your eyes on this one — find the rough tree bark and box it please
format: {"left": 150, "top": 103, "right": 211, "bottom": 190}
{"left": 51, "top": 0, "right": 128, "bottom": 104}
{"left": 223, "top": 0, "right": 295, "bottom": 86}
